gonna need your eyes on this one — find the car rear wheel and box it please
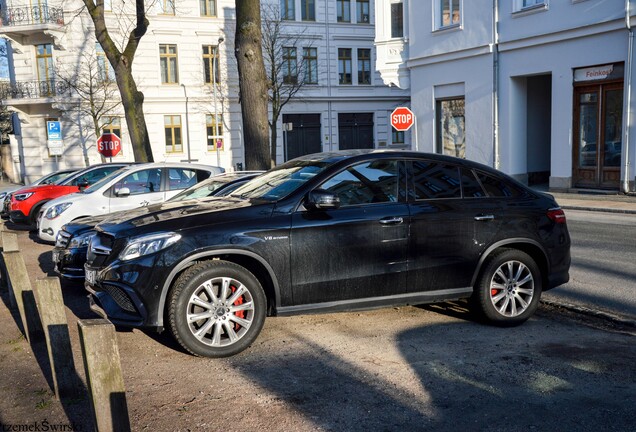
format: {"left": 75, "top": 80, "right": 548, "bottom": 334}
{"left": 167, "top": 260, "right": 266, "bottom": 357}
{"left": 472, "top": 249, "right": 542, "bottom": 326}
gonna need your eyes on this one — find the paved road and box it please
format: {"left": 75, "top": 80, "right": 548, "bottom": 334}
{"left": 543, "top": 210, "right": 636, "bottom": 321}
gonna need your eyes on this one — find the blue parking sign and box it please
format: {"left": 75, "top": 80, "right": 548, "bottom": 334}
{"left": 47, "top": 121, "right": 62, "bottom": 140}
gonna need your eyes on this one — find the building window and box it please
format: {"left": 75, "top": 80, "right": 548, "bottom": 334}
{"left": 200, "top": 0, "right": 216, "bottom": 16}
{"left": 160, "top": 44, "right": 179, "bottom": 84}
{"left": 36, "top": 44, "right": 53, "bottom": 83}
{"left": 392, "top": 130, "right": 405, "bottom": 146}
{"left": 283, "top": 47, "right": 298, "bottom": 84}
{"left": 338, "top": 48, "right": 352, "bottom": 85}
{"left": 96, "top": 42, "right": 115, "bottom": 82}
{"left": 337, "top": 0, "right": 351, "bottom": 22}
{"left": 357, "top": 0, "right": 370, "bottom": 23}
{"left": 357, "top": 48, "right": 371, "bottom": 85}
{"left": 165, "top": 115, "right": 183, "bottom": 153}
{"left": 104, "top": 0, "right": 112, "bottom": 12}
{"left": 439, "top": 0, "right": 461, "bottom": 28}
{"left": 159, "top": 0, "right": 175, "bottom": 15}
{"left": 102, "top": 117, "right": 121, "bottom": 138}
{"left": 206, "top": 114, "right": 224, "bottom": 151}
{"left": 436, "top": 98, "right": 465, "bottom": 158}
{"left": 514, "top": 0, "right": 546, "bottom": 12}
{"left": 390, "top": 2, "right": 403, "bottom": 38}
{"left": 302, "top": 0, "right": 315, "bottom": 21}
{"left": 281, "top": 0, "right": 295, "bottom": 20}
{"left": 203, "top": 45, "right": 220, "bottom": 84}
{"left": 303, "top": 47, "right": 318, "bottom": 84}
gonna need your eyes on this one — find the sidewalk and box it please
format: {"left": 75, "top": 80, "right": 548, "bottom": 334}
{"left": 540, "top": 189, "right": 636, "bottom": 214}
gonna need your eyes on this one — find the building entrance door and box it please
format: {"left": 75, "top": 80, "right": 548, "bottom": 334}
{"left": 283, "top": 114, "right": 322, "bottom": 161}
{"left": 338, "top": 113, "right": 374, "bottom": 150}
{"left": 573, "top": 83, "right": 623, "bottom": 189}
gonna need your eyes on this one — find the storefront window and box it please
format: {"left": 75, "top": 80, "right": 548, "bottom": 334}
{"left": 436, "top": 98, "right": 465, "bottom": 158}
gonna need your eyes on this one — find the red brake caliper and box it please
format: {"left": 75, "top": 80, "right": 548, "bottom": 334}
{"left": 230, "top": 285, "right": 245, "bottom": 330}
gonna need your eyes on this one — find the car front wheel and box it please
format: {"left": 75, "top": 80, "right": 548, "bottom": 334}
{"left": 167, "top": 260, "right": 266, "bottom": 357}
{"left": 472, "top": 249, "right": 542, "bottom": 326}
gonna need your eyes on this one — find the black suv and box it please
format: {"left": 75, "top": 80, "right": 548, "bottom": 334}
{"left": 84, "top": 151, "right": 570, "bottom": 357}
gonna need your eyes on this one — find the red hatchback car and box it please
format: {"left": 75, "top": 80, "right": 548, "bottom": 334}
{"left": 9, "top": 163, "right": 132, "bottom": 225}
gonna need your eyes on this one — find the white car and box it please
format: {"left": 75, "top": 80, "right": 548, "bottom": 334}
{"left": 38, "top": 162, "right": 224, "bottom": 242}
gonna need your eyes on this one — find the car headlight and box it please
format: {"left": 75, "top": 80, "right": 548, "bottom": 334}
{"left": 14, "top": 192, "right": 34, "bottom": 201}
{"left": 45, "top": 203, "right": 72, "bottom": 219}
{"left": 119, "top": 232, "right": 182, "bottom": 261}
{"left": 69, "top": 231, "right": 95, "bottom": 249}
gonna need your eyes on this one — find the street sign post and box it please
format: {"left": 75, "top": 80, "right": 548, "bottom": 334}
{"left": 390, "top": 107, "right": 415, "bottom": 132}
{"left": 97, "top": 133, "right": 122, "bottom": 160}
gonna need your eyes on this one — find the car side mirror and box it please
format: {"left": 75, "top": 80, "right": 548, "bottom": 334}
{"left": 77, "top": 180, "right": 90, "bottom": 190}
{"left": 115, "top": 187, "right": 131, "bottom": 197}
{"left": 307, "top": 190, "right": 340, "bottom": 210}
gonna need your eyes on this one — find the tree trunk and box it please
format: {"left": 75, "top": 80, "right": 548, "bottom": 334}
{"left": 117, "top": 69, "right": 153, "bottom": 162}
{"left": 235, "top": 0, "right": 270, "bottom": 170}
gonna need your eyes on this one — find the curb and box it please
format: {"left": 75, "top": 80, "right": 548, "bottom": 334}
{"left": 540, "top": 299, "right": 636, "bottom": 329}
{"left": 561, "top": 205, "right": 636, "bottom": 215}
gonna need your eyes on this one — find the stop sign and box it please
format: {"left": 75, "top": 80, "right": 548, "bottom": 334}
{"left": 97, "top": 133, "right": 122, "bottom": 158}
{"left": 391, "top": 107, "right": 415, "bottom": 132}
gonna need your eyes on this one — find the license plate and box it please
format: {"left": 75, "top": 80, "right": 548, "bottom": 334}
{"left": 52, "top": 250, "right": 60, "bottom": 263}
{"left": 86, "top": 268, "right": 97, "bottom": 285}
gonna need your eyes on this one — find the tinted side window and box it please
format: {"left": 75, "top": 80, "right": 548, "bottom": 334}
{"left": 412, "top": 161, "right": 460, "bottom": 199}
{"left": 168, "top": 168, "right": 199, "bottom": 191}
{"left": 476, "top": 171, "right": 523, "bottom": 198}
{"left": 115, "top": 169, "right": 162, "bottom": 196}
{"left": 320, "top": 160, "right": 399, "bottom": 206}
{"left": 461, "top": 168, "right": 487, "bottom": 198}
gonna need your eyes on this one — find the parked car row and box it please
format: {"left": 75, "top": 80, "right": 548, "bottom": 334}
{"left": 9, "top": 151, "right": 571, "bottom": 359}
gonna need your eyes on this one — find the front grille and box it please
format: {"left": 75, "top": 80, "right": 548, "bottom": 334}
{"left": 56, "top": 230, "right": 71, "bottom": 248}
{"left": 103, "top": 285, "right": 136, "bottom": 313}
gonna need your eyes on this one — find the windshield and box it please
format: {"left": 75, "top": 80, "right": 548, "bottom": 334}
{"left": 36, "top": 170, "right": 76, "bottom": 186}
{"left": 231, "top": 161, "right": 328, "bottom": 201}
{"left": 81, "top": 167, "right": 131, "bottom": 194}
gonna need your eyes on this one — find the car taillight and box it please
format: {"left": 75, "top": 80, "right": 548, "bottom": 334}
{"left": 547, "top": 207, "right": 566, "bottom": 224}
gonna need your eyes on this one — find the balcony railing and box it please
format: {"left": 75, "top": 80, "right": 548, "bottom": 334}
{"left": 0, "top": 5, "right": 65, "bottom": 27}
{"left": 0, "top": 79, "right": 69, "bottom": 100}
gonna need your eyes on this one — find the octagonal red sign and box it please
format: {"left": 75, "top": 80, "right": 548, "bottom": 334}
{"left": 391, "top": 107, "right": 415, "bottom": 132}
{"left": 97, "top": 133, "right": 122, "bottom": 158}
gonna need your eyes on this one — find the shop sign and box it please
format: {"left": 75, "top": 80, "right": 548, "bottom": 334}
{"left": 574, "top": 64, "right": 623, "bottom": 82}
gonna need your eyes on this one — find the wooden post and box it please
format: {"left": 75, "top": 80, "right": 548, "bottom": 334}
{"left": 0, "top": 231, "right": 19, "bottom": 307}
{"left": 1, "top": 231, "right": 19, "bottom": 252}
{"left": 78, "top": 319, "right": 131, "bottom": 432}
{"left": 34, "top": 277, "right": 80, "bottom": 399}
{"left": 2, "top": 251, "right": 41, "bottom": 342}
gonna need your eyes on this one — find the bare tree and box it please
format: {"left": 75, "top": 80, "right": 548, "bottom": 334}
{"left": 81, "top": 0, "right": 154, "bottom": 162}
{"left": 261, "top": 3, "right": 313, "bottom": 167}
{"left": 235, "top": 0, "right": 270, "bottom": 170}
{"left": 0, "top": 104, "right": 11, "bottom": 146}
{"left": 55, "top": 49, "right": 122, "bottom": 164}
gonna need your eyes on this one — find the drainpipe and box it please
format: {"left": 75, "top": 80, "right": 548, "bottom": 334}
{"left": 492, "top": 0, "right": 500, "bottom": 170}
{"left": 325, "top": 1, "right": 334, "bottom": 151}
{"left": 624, "top": 0, "right": 633, "bottom": 193}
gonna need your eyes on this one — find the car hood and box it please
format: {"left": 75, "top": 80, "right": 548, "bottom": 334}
{"left": 13, "top": 184, "right": 77, "bottom": 195}
{"left": 96, "top": 197, "right": 273, "bottom": 238}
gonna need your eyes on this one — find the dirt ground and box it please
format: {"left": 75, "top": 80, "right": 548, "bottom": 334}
{"left": 1, "top": 224, "right": 635, "bottom": 432}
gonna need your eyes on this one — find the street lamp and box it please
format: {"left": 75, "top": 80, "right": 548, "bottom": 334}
{"left": 213, "top": 36, "right": 224, "bottom": 167}
{"left": 180, "top": 83, "right": 195, "bottom": 162}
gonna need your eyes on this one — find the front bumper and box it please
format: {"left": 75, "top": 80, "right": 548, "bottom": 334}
{"left": 53, "top": 246, "right": 88, "bottom": 279}
{"left": 9, "top": 210, "right": 29, "bottom": 224}
{"left": 84, "top": 256, "right": 171, "bottom": 329}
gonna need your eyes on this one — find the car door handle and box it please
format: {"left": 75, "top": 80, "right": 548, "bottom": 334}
{"left": 379, "top": 217, "right": 404, "bottom": 225}
{"left": 474, "top": 214, "right": 495, "bottom": 221}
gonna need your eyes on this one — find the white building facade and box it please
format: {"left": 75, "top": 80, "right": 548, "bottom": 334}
{"left": 375, "top": 0, "right": 636, "bottom": 192}
{"left": 0, "top": 0, "right": 409, "bottom": 183}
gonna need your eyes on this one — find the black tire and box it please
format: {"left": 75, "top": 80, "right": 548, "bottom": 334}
{"left": 167, "top": 260, "right": 266, "bottom": 357}
{"left": 30, "top": 202, "right": 47, "bottom": 228}
{"left": 471, "top": 249, "right": 542, "bottom": 326}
